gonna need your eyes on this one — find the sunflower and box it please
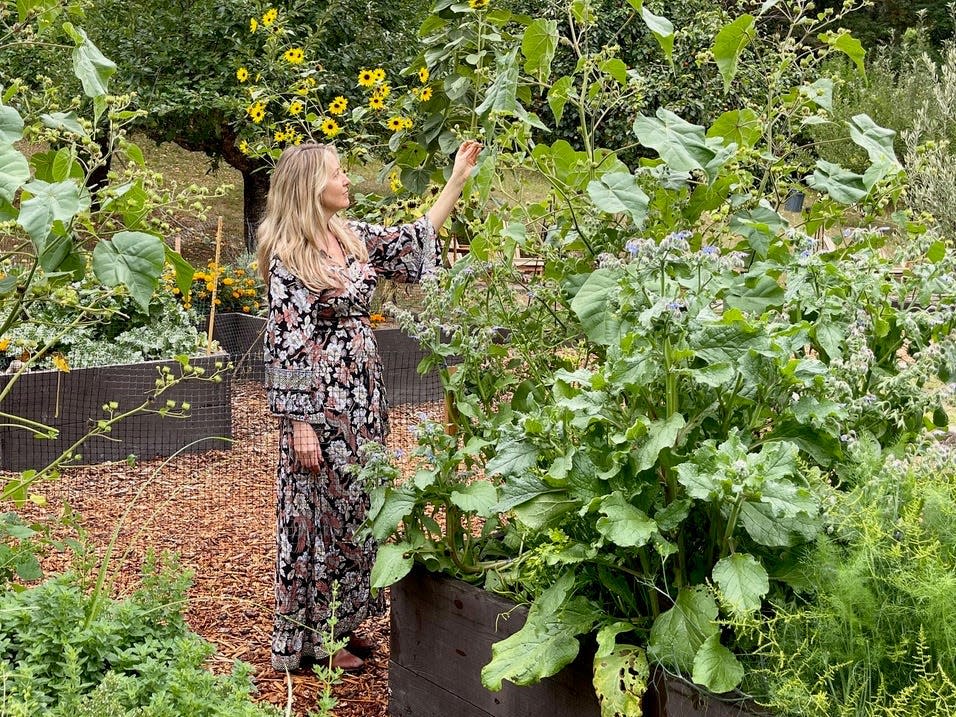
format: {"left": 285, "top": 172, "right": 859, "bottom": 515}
{"left": 469, "top": 0, "right": 489, "bottom": 7}
{"left": 357, "top": 69, "right": 375, "bottom": 87}
{"left": 386, "top": 116, "right": 405, "bottom": 132}
{"left": 274, "top": 128, "right": 286, "bottom": 142}
{"left": 288, "top": 99, "right": 304, "bottom": 115}
{"left": 249, "top": 17, "right": 259, "bottom": 32}
{"left": 368, "top": 95, "right": 385, "bottom": 111}
{"left": 402, "top": 117, "right": 414, "bottom": 130}
{"left": 371, "top": 67, "right": 386, "bottom": 83}
{"left": 418, "top": 66, "right": 429, "bottom": 83}
{"left": 374, "top": 82, "right": 391, "bottom": 99}
{"left": 236, "top": 66, "right": 249, "bottom": 82}
{"left": 320, "top": 118, "right": 341, "bottom": 138}
{"left": 283, "top": 47, "right": 305, "bottom": 64}
{"left": 262, "top": 7, "right": 278, "bottom": 25}
{"left": 246, "top": 101, "right": 266, "bottom": 123}
{"left": 329, "top": 96, "right": 348, "bottom": 115}
{"left": 419, "top": 86, "right": 433, "bottom": 102}
{"left": 389, "top": 170, "right": 402, "bottom": 193}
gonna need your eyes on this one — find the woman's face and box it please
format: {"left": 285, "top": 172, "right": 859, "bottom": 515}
{"left": 320, "top": 151, "right": 351, "bottom": 214}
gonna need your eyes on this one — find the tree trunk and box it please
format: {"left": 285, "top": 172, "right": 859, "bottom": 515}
{"left": 242, "top": 167, "right": 270, "bottom": 253}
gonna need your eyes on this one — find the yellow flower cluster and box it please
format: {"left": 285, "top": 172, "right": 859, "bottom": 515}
{"left": 386, "top": 115, "right": 413, "bottom": 133}
{"left": 283, "top": 47, "right": 305, "bottom": 64}
{"left": 167, "top": 261, "right": 263, "bottom": 315}
{"left": 246, "top": 101, "right": 266, "bottom": 123}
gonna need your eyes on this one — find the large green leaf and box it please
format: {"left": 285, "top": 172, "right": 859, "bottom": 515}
{"left": 164, "top": 245, "right": 195, "bottom": 297}
{"left": 522, "top": 19, "right": 558, "bottom": 83}
{"left": 548, "top": 76, "right": 574, "bottom": 125}
{"left": 593, "top": 623, "right": 649, "bottom": 717}
{"left": 513, "top": 491, "right": 579, "bottom": 529}
{"left": 482, "top": 573, "right": 596, "bottom": 690}
{"left": 712, "top": 15, "right": 755, "bottom": 92}
{"left": 40, "top": 111, "right": 88, "bottom": 137}
{"left": 633, "top": 109, "right": 715, "bottom": 174}
{"left": 641, "top": 6, "right": 674, "bottom": 65}
{"left": 0, "top": 143, "right": 30, "bottom": 203}
{"left": 486, "top": 438, "right": 539, "bottom": 478}
{"left": 17, "top": 179, "right": 89, "bottom": 243}
{"left": 691, "top": 634, "right": 744, "bottom": 693}
{"left": 847, "top": 114, "right": 901, "bottom": 188}
{"left": 648, "top": 587, "right": 719, "bottom": 673}
{"left": 597, "top": 491, "right": 657, "bottom": 548}
{"left": 65, "top": 24, "right": 116, "bottom": 99}
{"left": 712, "top": 553, "right": 769, "bottom": 613}
{"left": 587, "top": 172, "right": 649, "bottom": 227}
{"left": 494, "top": 471, "right": 557, "bottom": 512}
{"left": 821, "top": 30, "right": 866, "bottom": 75}
{"left": 729, "top": 206, "right": 786, "bottom": 258}
{"left": 0, "top": 105, "right": 24, "bottom": 143}
{"left": 807, "top": 160, "right": 868, "bottom": 204}
{"left": 724, "top": 274, "right": 785, "bottom": 314}
{"left": 707, "top": 108, "right": 762, "bottom": 148}
{"left": 370, "top": 487, "right": 417, "bottom": 540}
{"left": 799, "top": 78, "right": 834, "bottom": 111}
{"left": 92, "top": 231, "right": 166, "bottom": 311}
{"left": 476, "top": 47, "right": 520, "bottom": 115}
{"left": 635, "top": 413, "right": 686, "bottom": 472}
{"left": 451, "top": 480, "right": 498, "bottom": 516}
{"left": 570, "top": 269, "right": 625, "bottom": 346}
{"left": 370, "top": 543, "right": 413, "bottom": 589}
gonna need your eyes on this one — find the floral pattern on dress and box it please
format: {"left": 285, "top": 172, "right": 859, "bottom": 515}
{"left": 264, "top": 215, "right": 437, "bottom": 670}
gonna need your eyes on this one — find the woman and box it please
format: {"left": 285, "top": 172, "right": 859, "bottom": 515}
{"left": 258, "top": 139, "right": 481, "bottom": 672}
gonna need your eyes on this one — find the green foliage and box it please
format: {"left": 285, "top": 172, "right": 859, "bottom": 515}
{"left": 0, "top": 554, "right": 281, "bottom": 716}
{"left": 738, "top": 445, "right": 956, "bottom": 716}
{"left": 356, "top": 0, "right": 956, "bottom": 711}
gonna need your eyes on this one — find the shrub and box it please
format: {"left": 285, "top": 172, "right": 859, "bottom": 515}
{"left": 0, "top": 553, "right": 280, "bottom": 716}
{"left": 168, "top": 252, "right": 265, "bottom": 317}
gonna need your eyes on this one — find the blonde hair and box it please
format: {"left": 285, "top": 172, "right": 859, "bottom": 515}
{"left": 256, "top": 143, "right": 368, "bottom": 291}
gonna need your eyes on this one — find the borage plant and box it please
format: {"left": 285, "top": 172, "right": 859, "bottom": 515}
{"left": 359, "top": 0, "right": 956, "bottom": 713}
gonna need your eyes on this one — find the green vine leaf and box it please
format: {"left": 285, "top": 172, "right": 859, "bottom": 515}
{"left": 0, "top": 143, "right": 30, "bottom": 204}
{"left": 648, "top": 586, "right": 718, "bottom": 673}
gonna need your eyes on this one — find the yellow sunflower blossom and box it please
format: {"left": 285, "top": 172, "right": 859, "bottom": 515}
{"left": 388, "top": 170, "right": 402, "bottom": 193}
{"left": 237, "top": 66, "right": 249, "bottom": 82}
{"left": 402, "top": 117, "right": 414, "bottom": 130}
{"left": 274, "top": 128, "right": 287, "bottom": 143}
{"left": 419, "top": 86, "right": 433, "bottom": 102}
{"left": 368, "top": 95, "right": 385, "bottom": 111}
{"left": 238, "top": 139, "right": 250, "bottom": 155}
{"left": 375, "top": 82, "right": 391, "bottom": 99}
{"left": 262, "top": 7, "right": 278, "bottom": 26}
{"left": 320, "top": 118, "right": 341, "bottom": 138}
{"left": 222, "top": 278, "right": 234, "bottom": 286}
{"left": 288, "top": 99, "right": 304, "bottom": 115}
{"left": 249, "top": 17, "right": 258, "bottom": 32}
{"left": 371, "top": 67, "right": 386, "bottom": 83}
{"left": 418, "top": 66, "right": 429, "bottom": 83}
{"left": 246, "top": 101, "right": 266, "bottom": 123}
{"left": 283, "top": 47, "right": 305, "bottom": 64}
{"left": 0, "top": 338, "right": 9, "bottom": 352}
{"left": 469, "top": 0, "right": 490, "bottom": 7}
{"left": 329, "top": 96, "right": 347, "bottom": 115}
{"left": 386, "top": 116, "right": 405, "bottom": 132}
{"left": 357, "top": 69, "right": 375, "bottom": 87}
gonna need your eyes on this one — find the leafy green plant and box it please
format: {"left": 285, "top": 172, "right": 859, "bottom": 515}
{"left": 357, "top": 0, "right": 956, "bottom": 712}
{"left": 0, "top": 553, "right": 281, "bottom": 717}
{"left": 736, "top": 442, "right": 956, "bottom": 716}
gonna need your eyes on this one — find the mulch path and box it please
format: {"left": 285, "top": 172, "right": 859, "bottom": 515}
{"left": 16, "top": 380, "right": 443, "bottom": 717}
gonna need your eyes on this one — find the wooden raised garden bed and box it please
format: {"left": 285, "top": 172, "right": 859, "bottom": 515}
{"left": 0, "top": 354, "right": 232, "bottom": 471}
{"left": 390, "top": 567, "right": 767, "bottom": 717}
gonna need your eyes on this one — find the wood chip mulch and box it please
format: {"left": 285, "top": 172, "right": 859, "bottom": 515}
{"left": 15, "top": 379, "right": 444, "bottom": 717}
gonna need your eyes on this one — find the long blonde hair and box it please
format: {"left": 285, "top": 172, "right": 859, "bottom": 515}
{"left": 256, "top": 143, "right": 368, "bottom": 291}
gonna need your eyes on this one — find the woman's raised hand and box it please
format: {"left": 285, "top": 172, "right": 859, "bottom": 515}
{"left": 450, "top": 139, "right": 483, "bottom": 184}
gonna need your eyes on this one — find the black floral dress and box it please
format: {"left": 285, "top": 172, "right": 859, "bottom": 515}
{"left": 264, "top": 215, "right": 437, "bottom": 671}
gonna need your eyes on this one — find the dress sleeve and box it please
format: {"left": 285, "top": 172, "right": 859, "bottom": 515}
{"left": 350, "top": 215, "right": 439, "bottom": 283}
{"left": 262, "top": 260, "right": 325, "bottom": 424}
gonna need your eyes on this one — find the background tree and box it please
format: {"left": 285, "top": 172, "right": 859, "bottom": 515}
{"left": 82, "top": 0, "right": 431, "bottom": 250}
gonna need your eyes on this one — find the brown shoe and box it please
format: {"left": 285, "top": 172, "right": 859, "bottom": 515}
{"left": 330, "top": 648, "right": 364, "bottom": 672}
{"left": 347, "top": 633, "right": 377, "bottom": 657}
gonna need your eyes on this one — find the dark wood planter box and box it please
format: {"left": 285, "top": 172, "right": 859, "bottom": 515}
{"left": 390, "top": 567, "right": 768, "bottom": 717}
{"left": 212, "top": 314, "right": 448, "bottom": 406}
{"left": 0, "top": 354, "right": 232, "bottom": 471}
